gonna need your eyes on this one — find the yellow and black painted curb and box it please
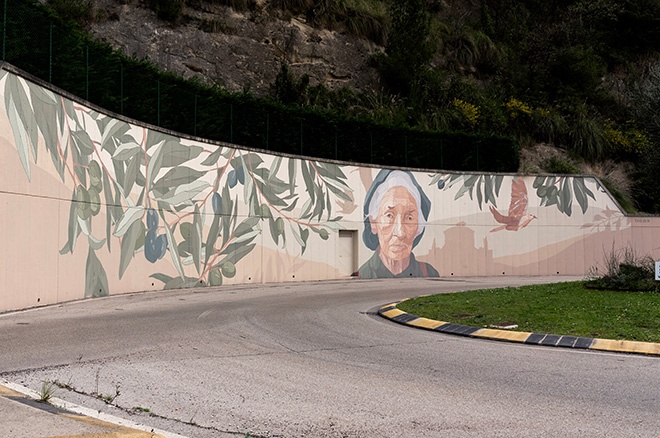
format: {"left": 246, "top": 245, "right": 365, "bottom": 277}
{"left": 0, "top": 382, "right": 172, "bottom": 438}
{"left": 379, "top": 301, "right": 660, "bottom": 356}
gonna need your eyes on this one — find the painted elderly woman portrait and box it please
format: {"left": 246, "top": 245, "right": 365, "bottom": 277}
{"left": 358, "top": 169, "right": 439, "bottom": 278}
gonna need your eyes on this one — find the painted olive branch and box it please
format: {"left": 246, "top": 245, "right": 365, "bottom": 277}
{"left": 90, "top": 139, "right": 117, "bottom": 186}
{"left": 59, "top": 97, "right": 82, "bottom": 186}
{"left": 248, "top": 152, "right": 321, "bottom": 228}
{"left": 142, "top": 127, "right": 152, "bottom": 208}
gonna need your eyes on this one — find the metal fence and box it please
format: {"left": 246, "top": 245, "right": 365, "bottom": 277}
{"left": 0, "top": 0, "right": 518, "bottom": 171}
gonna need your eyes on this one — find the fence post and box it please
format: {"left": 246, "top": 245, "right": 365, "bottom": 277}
{"left": 440, "top": 139, "right": 443, "bottom": 169}
{"left": 157, "top": 80, "right": 160, "bottom": 126}
{"left": 335, "top": 131, "right": 338, "bottom": 160}
{"left": 230, "top": 103, "right": 233, "bottom": 143}
{"left": 2, "top": 0, "right": 7, "bottom": 61}
{"left": 476, "top": 141, "right": 479, "bottom": 171}
{"left": 85, "top": 46, "right": 89, "bottom": 101}
{"left": 193, "top": 94, "right": 197, "bottom": 136}
{"left": 120, "top": 63, "right": 123, "bottom": 115}
{"left": 49, "top": 24, "right": 53, "bottom": 83}
{"left": 266, "top": 113, "right": 269, "bottom": 150}
{"left": 300, "top": 120, "right": 303, "bottom": 155}
{"left": 405, "top": 136, "right": 408, "bottom": 167}
{"left": 370, "top": 132, "right": 373, "bottom": 163}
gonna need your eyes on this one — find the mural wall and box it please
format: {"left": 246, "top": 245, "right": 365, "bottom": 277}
{"left": 1, "top": 64, "right": 659, "bottom": 312}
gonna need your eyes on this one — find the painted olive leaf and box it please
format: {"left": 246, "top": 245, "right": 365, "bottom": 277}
{"left": 150, "top": 273, "right": 174, "bottom": 284}
{"left": 5, "top": 91, "right": 31, "bottom": 180}
{"left": 122, "top": 154, "right": 141, "bottom": 197}
{"left": 85, "top": 246, "right": 109, "bottom": 298}
{"left": 101, "top": 119, "right": 130, "bottom": 152}
{"left": 60, "top": 188, "right": 82, "bottom": 255}
{"left": 114, "top": 205, "right": 145, "bottom": 237}
{"left": 215, "top": 243, "right": 256, "bottom": 268}
{"left": 78, "top": 217, "right": 106, "bottom": 250}
{"left": 30, "top": 90, "right": 65, "bottom": 180}
{"left": 112, "top": 141, "right": 142, "bottom": 161}
{"left": 146, "top": 139, "right": 166, "bottom": 191}
{"left": 191, "top": 204, "right": 203, "bottom": 274}
{"left": 102, "top": 171, "right": 114, "bottom": 252}
{"left": 119, "top": 220, "right": 144, "bottom": 279}
{"left": 163, "top": 276, "right": 202, "bottom": 290}
{"left": 152, "top": 167, "right": 205, "bottom": 194}
{"left": 5, "top": 69, "right": 353, "bottom": 295}
{"left": 288, "top": 159, "right": 297, "bottom": 195}
{"left": 72, "top": 129, "right": 95, "bottom": 156}
{"left": 161, "top": 139, "right": 203, "bottom": 167}
{"left": 161, "top": 210, "right": 185, "bottom": 280}
{"left": 155, "top": 180, "right": 211, "bottom": 206}
{"left": 63, "top": 98, "right": 80, "bottom": 130}
{"left": 534, "top": 176, "right": 594, "bottom": 217}
{"left": 573, "top": 178, "right": 596, "bottom": 214}
{"left": 9, "top": 76, "right": 39, "bottom": 164}
{"left": 204, "top": 211, "right": 221, "bottom": 268}
{"left": 201, "top": 146, "right": 224, "bottom": 166}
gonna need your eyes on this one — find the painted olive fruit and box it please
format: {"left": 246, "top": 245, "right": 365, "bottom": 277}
{"left": 89, "top": 187, "right": 102, "bottom": 216}
{"left": 76, "top": 185, "right": 91, "bottom": 220}
{"left": 147, "top": 208, "right": 159, "bottom": 230}
{"left": 222, "top": 261, "right": 236, "bottom": 278}
{"left": 212, "top": 192, "right": 222, "bottom": 214}
{"left": 209, "top": 269, "right": 223, "bottom": 286}
{"left": 145, "top": 229, "right": 168, "bottom": 263}
{"left": 227, "top": 170, "right": 237, "bottom": 188}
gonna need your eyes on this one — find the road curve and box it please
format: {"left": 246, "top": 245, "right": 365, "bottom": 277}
{"left": 1, "top": 276, "right": 659, "bottom": 437}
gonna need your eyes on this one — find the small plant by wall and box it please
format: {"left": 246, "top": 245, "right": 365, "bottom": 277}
{"left": 585, "top": 245, "right": 659, "bottom": 292}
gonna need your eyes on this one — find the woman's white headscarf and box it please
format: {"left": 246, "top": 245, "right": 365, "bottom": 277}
{"left": 367, "top": 170, "right": 426, "bottom": 236}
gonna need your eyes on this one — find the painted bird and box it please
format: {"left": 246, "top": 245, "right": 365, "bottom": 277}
{"left": 489, "top": 178, "right": 537, "bottom": 232}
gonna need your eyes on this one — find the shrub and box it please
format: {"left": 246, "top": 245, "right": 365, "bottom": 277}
{"left": 565, "top": 107, "right": 607, "bottom": 161}
{"left": 600, "top": 177, "right": 637, "bottom": 214}
{"left": 150, "top": 0, "right": 185, "bottom": 23}
{"left": 206, "top": 0, "right": 257, "bottom": 12}
{"left": 452, "top": 98, "right": 480, "bottom": 130}
{"left": 541, "top": 156, "right": 579, "bottom": 174}
{"left": 603, "top": 119, "right": 652, "bottom": 156}
{"left": 269, "top": 62, "right": 310, "bottom": 105}
{"left": 374, "top": 0, "right": 433, "bottom": 96}
{"left": 585, "top": 245, "right": 658, "bottom": 292}
{"left": 46, "top": 0, "right": 95, "bottom": 26}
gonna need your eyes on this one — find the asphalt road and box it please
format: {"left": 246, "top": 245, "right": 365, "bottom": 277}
{"left": 1, "top": 276, "right": 659, "bottom": 437}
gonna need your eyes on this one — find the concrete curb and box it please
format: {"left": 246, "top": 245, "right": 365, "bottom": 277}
{"left": 0, "top": 380, "right": 187, "bottom": 438}
{"left": 379, "top": 301, "right": 660, "bottom": 356}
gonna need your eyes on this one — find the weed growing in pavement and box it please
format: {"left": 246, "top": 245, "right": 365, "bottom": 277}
{"left": 38, "top": 381, "right": 57, "bottom": 403}
{"left": 98, "top": 384, "right": 121, "bottom": 404}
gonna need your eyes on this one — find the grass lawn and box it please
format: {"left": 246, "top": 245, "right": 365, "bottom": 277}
{"left": 397, "top": 281, "right": 660, "bottom": 343}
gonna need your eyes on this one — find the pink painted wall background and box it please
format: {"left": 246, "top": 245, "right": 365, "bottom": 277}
{"left": 1, "top": 65, "right": 659, "bottom": 312}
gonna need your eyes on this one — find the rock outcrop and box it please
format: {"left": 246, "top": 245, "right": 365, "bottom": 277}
{"left": 89, "top": 0, "right": 382, "bottom": 96}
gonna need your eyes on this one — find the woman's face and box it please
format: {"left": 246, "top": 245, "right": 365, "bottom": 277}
{"left": 370, "top": 186, "right": 420, "bottom": 262}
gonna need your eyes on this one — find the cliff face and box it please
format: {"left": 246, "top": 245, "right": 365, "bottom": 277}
{"left": 89, "top": 0, "right": 382, "bottom": 96}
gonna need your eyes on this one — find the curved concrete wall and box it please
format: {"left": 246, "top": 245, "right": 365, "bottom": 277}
{"left": 1, "top": 64, "right": 659, "bottom": 312}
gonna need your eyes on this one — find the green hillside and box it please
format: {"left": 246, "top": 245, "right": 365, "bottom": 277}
{"left": 12, "top": 0, "right": 660, "bottom": 212}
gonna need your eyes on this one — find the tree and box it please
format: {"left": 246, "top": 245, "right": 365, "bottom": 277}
{"left": 374, "top": 0, "right": 434, "bottom": 96}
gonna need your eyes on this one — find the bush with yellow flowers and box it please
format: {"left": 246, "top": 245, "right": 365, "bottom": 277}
{"left": 452, "top": 98, "right": 480, "bottom": 129}
{"left": 503, "top": 98, "right": 532, "bottom": 119}
{"left": 603, "top": 120, "right": 651, "bottom": 155}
